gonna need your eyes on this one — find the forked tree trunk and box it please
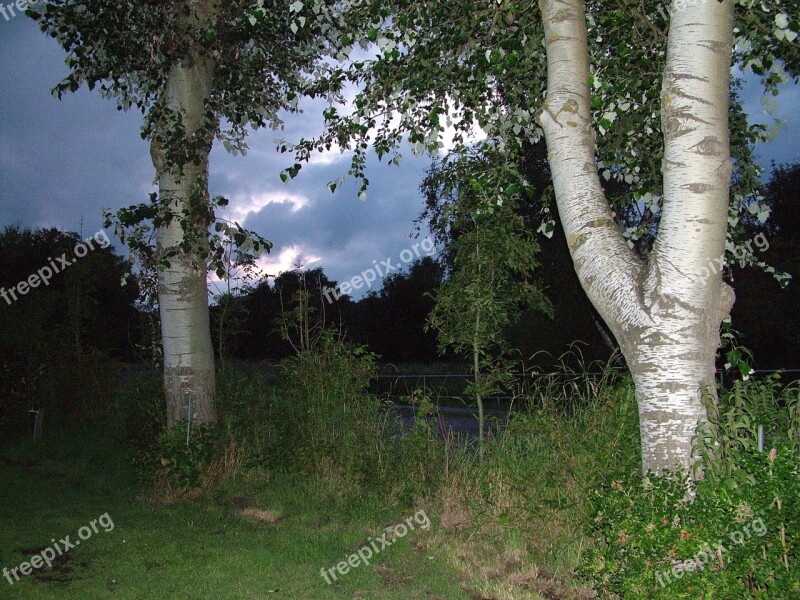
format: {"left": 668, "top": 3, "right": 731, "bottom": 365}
{"left": 151, "top": 0, "right": 219, "bottom": 427}
{"left": 538, "top": 0, "right": 735, "bottom": 475}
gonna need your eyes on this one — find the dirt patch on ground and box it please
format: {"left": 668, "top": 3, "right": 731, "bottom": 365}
{"left": 17, "top": 546, "right": 89, "bottom": 585}
{"left": 241, "top": 507, "right": 283, "bottom": 524}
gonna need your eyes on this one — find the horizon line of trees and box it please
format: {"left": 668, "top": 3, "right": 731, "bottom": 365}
{"left": 1, "top": 160, "right": 797, "bottom": 378}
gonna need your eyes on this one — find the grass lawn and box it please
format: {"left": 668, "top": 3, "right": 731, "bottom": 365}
{"left": 0, "top": 430, "right": 469, "bottom": 600}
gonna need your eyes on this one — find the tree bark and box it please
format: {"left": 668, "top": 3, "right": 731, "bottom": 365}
{"left": 151, "top": 0, "right": 219, "bottom": 427}
{"left": 538, "top": 0, "right": 735, "bottom": 475}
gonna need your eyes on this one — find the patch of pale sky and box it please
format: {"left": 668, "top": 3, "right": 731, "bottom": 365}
{"left": 255, "top": 244, "right": 322, "bottom": 279}
{"left": 223, "top": 191, "right": 312, "bottom": 223}
{"left": 207, "top": 245, "right": 322, "bottom": 291}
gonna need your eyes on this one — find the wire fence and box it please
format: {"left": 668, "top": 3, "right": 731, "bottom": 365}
{"left": 371, "top": 368, "right": 800, "bottom": 406}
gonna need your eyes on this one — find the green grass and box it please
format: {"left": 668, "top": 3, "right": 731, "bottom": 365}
{"left": 0, "top": 351, "right": 642, "bottom": 600}
{"left": 3, "top": 353, "right": 794, "bottom": 600}
{"left": 0, "top": 430, "right": 468, "bottom": 600}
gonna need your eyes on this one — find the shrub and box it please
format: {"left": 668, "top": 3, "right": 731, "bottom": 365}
{"left": 114, "top": 369, "right": 165, "bottom": 450}
{"left": 582, "top": 376, "right": 800, "bottom": 598}
{"left": 118, "top": 370, "right": 252, "bottom": 497}
{"left": 260, "top": 331, "right": 395, "bottom": 501}
{"left": 136, "top": 423, "right": 219, "bottom": 490}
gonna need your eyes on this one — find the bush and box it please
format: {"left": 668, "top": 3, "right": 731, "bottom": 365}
{"left": 228, "top": 331, "right": 404, "bottom": 504}
{"left": 115, "top": 334, "right": 406, "bottom": 503}
{"left": 1, "top": 347, "right": 120, "bottom": 437}
{"left": 136, "top": 423, "right": 219, "bottom": 490}
{"left": 582, "top": 376, "right": 800, "bottom": 598}
{"left": 117, "top": 370, "right": 253, "bottom": 497}
{"left": 114, "top": 369, "right": 165, "bottom": 449}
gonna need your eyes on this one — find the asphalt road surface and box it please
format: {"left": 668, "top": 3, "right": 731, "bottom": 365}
{"left": 386, "top": 404, "right": 510, "bottom": 438}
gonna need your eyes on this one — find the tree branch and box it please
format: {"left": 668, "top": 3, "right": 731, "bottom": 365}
{"left": 537, "top": 0, "right": 651, "bottom": 343}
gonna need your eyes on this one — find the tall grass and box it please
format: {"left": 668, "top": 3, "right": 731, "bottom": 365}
{"left": 112, "top": 336, "right": 798, "bottom": 598}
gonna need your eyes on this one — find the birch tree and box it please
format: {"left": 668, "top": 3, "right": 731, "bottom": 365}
{"left": 33, "top": 0, "right": 331, "bottom": 426}
{"left": 540, "top": 0, "right": 735, "bottom": 476}
{"left": 290, "top": 0, "right": 798, "bottom": 474}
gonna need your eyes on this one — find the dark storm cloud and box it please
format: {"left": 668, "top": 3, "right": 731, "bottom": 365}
{"left": 0, "top": 18, "right": 153, "bottom": 235}
{"left": 210, "top": 124, "right": 435, "bottom": 289}
{"left": 0, "top": 18, "right": 432, "bottom": 292}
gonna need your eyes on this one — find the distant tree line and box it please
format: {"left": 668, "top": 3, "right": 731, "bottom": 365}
{"left": 1, "top": 163, "right": 797, "bottom": 428}
{"left": 0, "top": 226, "right": 138, "bottom": 433}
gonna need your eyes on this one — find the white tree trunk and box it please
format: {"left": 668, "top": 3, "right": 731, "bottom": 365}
{"left": 151, "top": 1, "right": 218, "bottom": 427}
{"left": 538, "top": 0, "right": 735, "bottom": 475}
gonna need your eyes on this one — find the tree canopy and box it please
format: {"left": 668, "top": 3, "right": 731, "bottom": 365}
{"left": 288, "top": 0, "right": 797, "bottom": 260}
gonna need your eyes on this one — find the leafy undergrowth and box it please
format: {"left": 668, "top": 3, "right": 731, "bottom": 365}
{"left": 6, "top": 340, "right": 794, "bottom": 600}
{"left": 0, "top": 343, "right": 636, "bottom": 600}
{"left": 582, "top": 375, "right": 800, "bottom": 599}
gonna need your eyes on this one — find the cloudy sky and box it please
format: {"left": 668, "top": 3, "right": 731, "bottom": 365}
{"left": 1, "top": 15, "right": 798, "bottom": 297}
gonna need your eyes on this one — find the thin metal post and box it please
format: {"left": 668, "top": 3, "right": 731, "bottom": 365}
{"left": 186, "top": 391, "right": 193, "bottom": 447}
{"left": 31, "top": 409, "right": 43, "bottom": 443}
